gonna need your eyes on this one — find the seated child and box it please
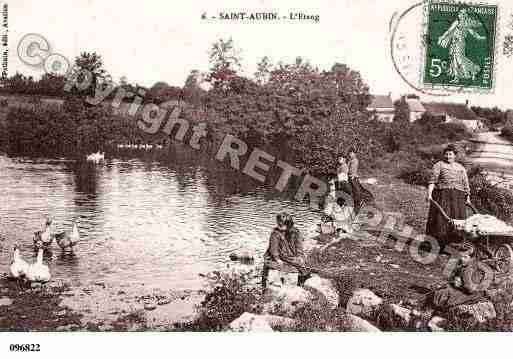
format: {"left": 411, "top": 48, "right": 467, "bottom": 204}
{"left": 323, "top": 195, "right": 355, "bottom": 234}
{"left": 262, "top": 212, "right": 311, "bottom": 290}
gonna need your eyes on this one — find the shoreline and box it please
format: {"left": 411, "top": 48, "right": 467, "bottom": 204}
{"left": 0, "top": 172, "right": 438, "bottom": 331}
{"left": 0, "top": 274, "right": 205, "bottom": 331}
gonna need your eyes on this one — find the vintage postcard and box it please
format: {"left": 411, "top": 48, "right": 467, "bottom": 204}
{"left": 1, "top": 0, "right": 513, "bottom": 356}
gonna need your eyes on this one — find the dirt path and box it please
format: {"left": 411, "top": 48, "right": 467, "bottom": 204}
{"left": 468, "top": 131, "right": 513, "bottom": 173}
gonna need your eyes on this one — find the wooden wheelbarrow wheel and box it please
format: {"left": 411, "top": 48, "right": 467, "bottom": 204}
{"left": 494, "top": 244, "right": 513, "bottom": 275}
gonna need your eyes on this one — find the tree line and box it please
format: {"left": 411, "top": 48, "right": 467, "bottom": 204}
{"left": 0, "top": 38, "right": 477, "bottom": 176}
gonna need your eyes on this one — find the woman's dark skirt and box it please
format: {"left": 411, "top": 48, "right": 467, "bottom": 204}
{"left": 347, "top": 177, "right": 375, "bottom": 214}
{"left": 426, "top": 188, "right": 467, "bottom": 247}
{"left": 335, "top": 180, "right": 353, "bottom": 196}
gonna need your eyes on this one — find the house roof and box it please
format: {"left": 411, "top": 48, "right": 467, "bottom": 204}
{"left": 368, "top": 94, "right": 394, "bottom": 109}
{"left": 422, "top": 102, "right": 479, "bottom": 120}
{"left": 406, "top": 98, "right": 426, "bottom": 112}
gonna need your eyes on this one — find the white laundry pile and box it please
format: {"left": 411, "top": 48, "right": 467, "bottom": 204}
{"left": 459, "top": 214, "right": 513, "bottom": 235}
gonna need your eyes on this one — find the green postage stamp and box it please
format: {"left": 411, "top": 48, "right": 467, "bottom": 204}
{"left": 422, "top": 1, "right": 498, "bottom": 92}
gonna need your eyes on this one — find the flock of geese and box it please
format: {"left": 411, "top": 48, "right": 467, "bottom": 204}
{"left": 86, "top": 142, "right": 166, "bottom": 163}
{"left": 10, "top": 245, "right": 50, "bottom": 283}
{"left": 115, "top": 143, "right": 164, "bottom": 150}
{"left": 9, "top": 219, "right": 81, "bottom": 284}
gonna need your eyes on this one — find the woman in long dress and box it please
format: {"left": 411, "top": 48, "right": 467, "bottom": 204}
{"left": 426, "top": 144, "right": 471, "bottom": 248}
{"left": 336, "top": 156, "right": 353, "bottom": 196}
{"left": 437, "top": 8, "right": 486, "bottom": 84}
{"left": 347, "top": 149, "right": 375, "bottom": 214}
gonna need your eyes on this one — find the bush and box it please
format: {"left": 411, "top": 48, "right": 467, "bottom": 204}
{"left": 203, "top": 61, "right": 373, "bottom": 175}
{"left": 28, "top": 96, "right": 42, "bottom": 105}
{"left": 501, "top": 120, "right": 513, "bottom": 142}
{"left": 398, "top": 159, "right": 433, "bottom": 186}
{"left": 440, "top": 122, "right": 468, "bottom": 141}
{"left": 397, "top": 163, "right": 513, "bottom": 221}
{"left": 4, "top": 99, "right": 117, "bottom": 156}
{"left": 374, "top": 121, "right": 470, "bottom": 158}
{"left": 468, "top": 167, "right": 513, "bottom": 222}
{"left": 189, "top": 269, "right": 261, "bottom": 331}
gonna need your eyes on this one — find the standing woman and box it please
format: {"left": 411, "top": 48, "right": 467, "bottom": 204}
{"left": 336, "top": 156, "right": 352, "bottom": 196}
{"left": 426, "top": 144, "right": 471, "bottom": 248}
{"left": 347, "top": 149, "right": 374, "bottom": 214}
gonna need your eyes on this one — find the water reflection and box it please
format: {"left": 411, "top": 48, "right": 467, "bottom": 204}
{"left": 0, "top": 146, "right": 321, "bottom": 292}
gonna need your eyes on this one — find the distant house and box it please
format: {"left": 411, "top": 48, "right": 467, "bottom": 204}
{"left": 422, "top": 102, "right": 485, "bottom": 132}
{"left": 367, "top": 94, "right": 394, "bottom": 123}
{"left": 405, "top": 98, "right": 426, "bottom": 122}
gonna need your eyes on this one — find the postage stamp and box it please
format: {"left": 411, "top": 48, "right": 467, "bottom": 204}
{"left": 422, "top": 1, "right": 498, "bottom": 92}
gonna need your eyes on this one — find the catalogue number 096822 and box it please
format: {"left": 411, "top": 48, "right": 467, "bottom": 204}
{"left": 9, "top": 344, "right": 40, "bottom": 352}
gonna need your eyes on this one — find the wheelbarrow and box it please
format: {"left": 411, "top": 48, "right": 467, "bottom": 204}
{"left": 429, "top": 198, "right": 513, "bottom": 276}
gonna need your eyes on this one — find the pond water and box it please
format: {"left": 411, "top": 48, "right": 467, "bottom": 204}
{"left": 0, "top": 145, "right": 321, "bottom": 295}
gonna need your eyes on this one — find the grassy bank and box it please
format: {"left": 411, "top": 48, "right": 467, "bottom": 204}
{"left": 0, "top": 276, "right": 82, "bottom": 331}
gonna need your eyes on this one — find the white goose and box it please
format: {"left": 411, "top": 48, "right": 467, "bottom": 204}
{"left": 26, "top": 248, "right": 51, "bottom": 283}
{"left": 55, "top": 221, "right": 80, "bottom": 252}
{"left": 9, "top": 244, "right": 29, "bottom": 279}
{"left": 33, "top": 218, "right": 53, "bottom": 249}
{"left": 86, "top": 151, "right": 105, "bottom": 164}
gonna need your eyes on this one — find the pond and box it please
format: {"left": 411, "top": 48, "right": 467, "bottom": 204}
{"left": 0, "top": 145, "right": 321, "bottom": 297}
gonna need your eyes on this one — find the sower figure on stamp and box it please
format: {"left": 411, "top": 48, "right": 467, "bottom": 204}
{"left": 261, "top": 212, "right": 311, "bottom": 290}
{"left": 437, "top": 8, "right": 486, "bottom": 84}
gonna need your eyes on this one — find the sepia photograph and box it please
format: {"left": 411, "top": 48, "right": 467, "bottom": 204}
{"left": 2, "top": 0, "right": 513, "bottom": 356}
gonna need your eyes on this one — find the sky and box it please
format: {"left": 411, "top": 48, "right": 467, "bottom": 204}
{"left": 6, "top": 0, "right": 513, "bottom": 109}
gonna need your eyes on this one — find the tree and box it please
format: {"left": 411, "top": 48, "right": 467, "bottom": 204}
{"left": 37, "top": 73, "right": 67, "bottom": 97}
{"left": 393, "top": 97, "right": 410, "bottom": 123}
{"left": 119, "top": 76, "right": 128, "bottom": 87}
{"left": 0, "top": 72, "right": 37, "bottom": 95}
{"left": 184, "top": 70, "right": 202, "bottom": 88}
{"left": 208, "top": 38, "right": 242, "bottom": 89}
{"left": 471, "top": 105, "right": 506, "bottom": 125}
{"left": 142, "top": 81, "right": 185, "bottom": 104}
{"left": 204, "top": 59, "right": 374, "bottom": 174}
{"left": 254, "top": 56, "right": 272, "bottom": 84}
{"left": 71, "top": 52, "right": 109, "bottom": 97}
{"left": 184, "top": 70, "right": 207, "bottom": 106}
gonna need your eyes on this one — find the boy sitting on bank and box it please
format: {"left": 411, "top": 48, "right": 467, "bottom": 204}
{"left": 261, "top": 212, "right": 311, "bottom": 290}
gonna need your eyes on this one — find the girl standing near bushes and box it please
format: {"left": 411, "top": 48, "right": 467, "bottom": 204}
{"left": 426, "top": 144, "right": 471, "bottom": 248}
{"left": 336, "top": 156, "right": 353, "bottom": 196}
{"left": 347, "top": 149, "right": 374, "bottom": 214}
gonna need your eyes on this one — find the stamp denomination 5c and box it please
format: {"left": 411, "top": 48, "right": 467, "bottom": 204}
{"left": 422, "top": 1, "right": 498, "bottom": 92}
